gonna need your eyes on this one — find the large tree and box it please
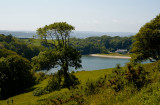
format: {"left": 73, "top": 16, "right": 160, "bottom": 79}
{"left": 36, "top": 22, "right": 82, "bottom": 88}
{"left": 131, "top": 14, "right": 160, "bottom": 62}
{"left": 0, "top": 49, "right": 35, "bottom": 99}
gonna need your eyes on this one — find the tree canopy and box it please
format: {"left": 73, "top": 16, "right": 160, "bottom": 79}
{"left": 69, "top": 36, "right": 133, "bottom": 54}
{"left": 37, "top": 22, "right": 75, "bottom": 49}
{"left": 36, "top": 22, "right": 81, "bottom": 88}
{"left": 0, "top": 34, "right": 44, "bottom": 60}
{"left": 131, "top": 14, "right": 160, "bottom": 62}
{"left": 0, "top": 49, "right": 35, "bottom": 99}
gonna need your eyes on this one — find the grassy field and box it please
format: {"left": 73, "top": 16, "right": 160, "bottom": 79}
{"left": 0, "top": 68, "right": 113, "bottom": 105}
{"left": 75, "top": 68, "right": 113, "bottom": 85}
{"left": 97, "top": 53, "right": 131, "bottom": 57}
{"left": 1, "top": 58, "right": 160, "bottom": 105}
{"left": 20, "top": 38, "right": 58, "bottom": 46}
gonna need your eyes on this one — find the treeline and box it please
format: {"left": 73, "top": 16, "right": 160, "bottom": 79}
{"left": 69, "top": 35, "right": 133, "bottom": 54}
{"left": 0, "top": 34, "right": 134, "bottom": 57}
{"left": 0, "top": 34, "right": 45, "bottom": 60}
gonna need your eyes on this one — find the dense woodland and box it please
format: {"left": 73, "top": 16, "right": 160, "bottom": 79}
{"left": 0, "top": 34, "right": 46, "bottom": 60}
{"left": 69, "top": 36, "right": 133, "bottom": 54}
{"left": 0, "top": 33, "right": 133, "bottom": 59}
{"left": 0, "top": 14, "right": 160, "bottom": 105}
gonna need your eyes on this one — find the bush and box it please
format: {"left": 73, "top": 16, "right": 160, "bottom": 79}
{"left": 95, "top": 75, "right": 107, "bottom": 88}
{"left": 108, "top": 67, "right": 126, "bottom": 92}
{"left": 84, "top": 80, "right": 96, "bottom": 95}
{"left": 33, "top": 87, "right": 49, "bottom": 96}
{"left": 126, "top": 64, "right": 150, "bottom": 90}
{"left": 45, "top": 76, "right": 61, "bottom": 92}
{"left": 34, "top": 72, "right": 46, "bottom": 84}
{"left": 36, "top": 88, "right": 87, "bottom": 105}
{"left": 69, "top": 73, "right": 80, "bottom": 87}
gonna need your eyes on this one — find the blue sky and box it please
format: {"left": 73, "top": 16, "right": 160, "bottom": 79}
{"left": 0, "top": 0, "right": 160, "bottom": 32}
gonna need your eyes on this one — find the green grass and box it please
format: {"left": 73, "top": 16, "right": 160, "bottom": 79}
{"left": 0, "top": 68, "right": 113, "bottom": 105}
{"left": 20, "top": 38, "right": 58, "bottom": 46}
{"left": 0, "top": 61, "right": 159, "bottom": 105}
{"left": 75, "top": 68, "right": 113, "bottom": 85}
{"left": 20, "top": 39, "right": 42, "bottom": 46}
{"left": 97, "top": 53, "right": 131, "bottom": 57}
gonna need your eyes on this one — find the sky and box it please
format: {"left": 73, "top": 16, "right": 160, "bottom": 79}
{"left": 0, "top": 0, "right": 160, "bottom": 32}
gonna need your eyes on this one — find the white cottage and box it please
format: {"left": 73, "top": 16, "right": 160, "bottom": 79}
{"left": 115, "top": 49, "right": 128, "bottom": 54}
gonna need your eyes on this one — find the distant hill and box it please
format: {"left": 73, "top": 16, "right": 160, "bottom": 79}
{"left": 0, "top": 30, "right": 36, "bottom": 38}
{"left": 70, "top": 31, "right": 136, "bottom": 38}
{"left": 0, "top": 30, "right": 136, "bottom": 39}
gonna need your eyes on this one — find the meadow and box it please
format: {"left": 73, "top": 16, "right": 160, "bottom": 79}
{"left": 0, "top": 68, "right": 113, "bottom": 105}
{"left": 1, "top": 61, "right": 160, "bottom": 105}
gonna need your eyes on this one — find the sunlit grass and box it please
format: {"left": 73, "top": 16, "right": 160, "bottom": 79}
{"left": 0, "top": 62, "right": 159, "bottom": 105}
{"left": 0, "top": 68, "right": 113, "bottom": 105}
{"left": 97, "top": 53, "right": 131, "bottom": 57}
{"left": 75, "top": 68, "right": 113, "bottom": 85}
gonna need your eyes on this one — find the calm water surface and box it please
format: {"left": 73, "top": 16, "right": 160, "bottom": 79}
{"left": 46, "top": 56, "right": 131, "bottom": 74}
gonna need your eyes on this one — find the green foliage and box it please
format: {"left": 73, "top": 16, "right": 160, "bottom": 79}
{"left": 33, "top": 71, "right": 80, "bottom": 96}
{"left": 84, "top": 80, "right": 96, "bottom": 95}
{"left": 126, "top": 64, "right": 150, "bottom": 90}
{"left": 63, "top": 73, "right": 80, "bottom": 89}
{"left": 34, "top": 72, "right": 46, "bottom": 84}
{"left": 36, "top": 88, "right": 87, "bottom": 105}
{"left": 31, "top": 50, "right": 59, "bottom": 71}
{"left": 0, "top": 34, "right": 43, "bottom": 60}
{"left": 45, "top": 76, "right": 61, "bottom": 92}
{"left": 32, "top": 87, "right": 49, "bottom": 96}
{"left": 1, "top": 61, "right": 160, "bottom": 104}
{"left": 131, "top": 14, "right": 160, "bottom": 62}
{"left": 0, "top": 49, "right": 35, "bottom": 99}
{"left": 108, "top": 67, "right": 126, "bottom": 92}
{"left": 37, "top": 22, "right": 75, "bottom": 48}
{"left": 32, "top": 46, "right": 82, "bottom": 71}
{"left": 36, "top": 22, "right": 82, "bottom": 90}
{"left": 107, "top": 63, "right": 150, "bottom": 92}
{"left": 69, "top": 35, "right": 133, "bottom": 55}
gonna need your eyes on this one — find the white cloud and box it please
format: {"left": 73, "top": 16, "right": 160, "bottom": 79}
{"left": 112, "top": 19, "right": 121, "bottom": 23}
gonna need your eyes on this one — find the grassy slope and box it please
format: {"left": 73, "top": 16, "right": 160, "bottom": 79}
{"left": 0, "top": 63, "right": 160, "bottom": 105}
{"left": 21, "top": 39, "right": 58, "bottom": 46}
{"left": 75, "top": 68, "right": 113, "bottom": 85}
{"left": 0, "top": 68, "right": 113, "bottom": 105}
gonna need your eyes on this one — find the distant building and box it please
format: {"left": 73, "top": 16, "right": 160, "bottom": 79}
{"left": 115, "top": 49, "right": 128, "bottom": 54}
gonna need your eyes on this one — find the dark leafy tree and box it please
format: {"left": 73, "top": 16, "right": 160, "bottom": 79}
{"left": 36, "top": 22, "right": 82, "bottom": 88}
{"left": 131, "top": 14, "right": 160, "bottom": 62}
{"left": 0, "top": 49, "right": 35, "bottom": 99}
{"left": 0, "top": 34, "right": 43, "bottom": 60}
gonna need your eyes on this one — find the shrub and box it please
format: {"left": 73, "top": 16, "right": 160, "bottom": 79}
{"left": 95, "top": 75, "right": 107, "bottom": 89}
{"left": 34, "top": 72, "right": 46, "bottom": 84}
{"left": 108, "top": 67, "right": 126, "bottom": 92}
{"left": 63, "top": 73, "right": 80, "bottom": 89}
{"left": 45, "top": 76, "right": 61, "bottom": 92}
{"left": 33, "top": 87, "right": 49, "bottom": 96}
{"left": 125, "top": 64, "right": 149, "bottom": 90}
{"left": 84, "top": 80, "right": 96, "bottom": 95}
